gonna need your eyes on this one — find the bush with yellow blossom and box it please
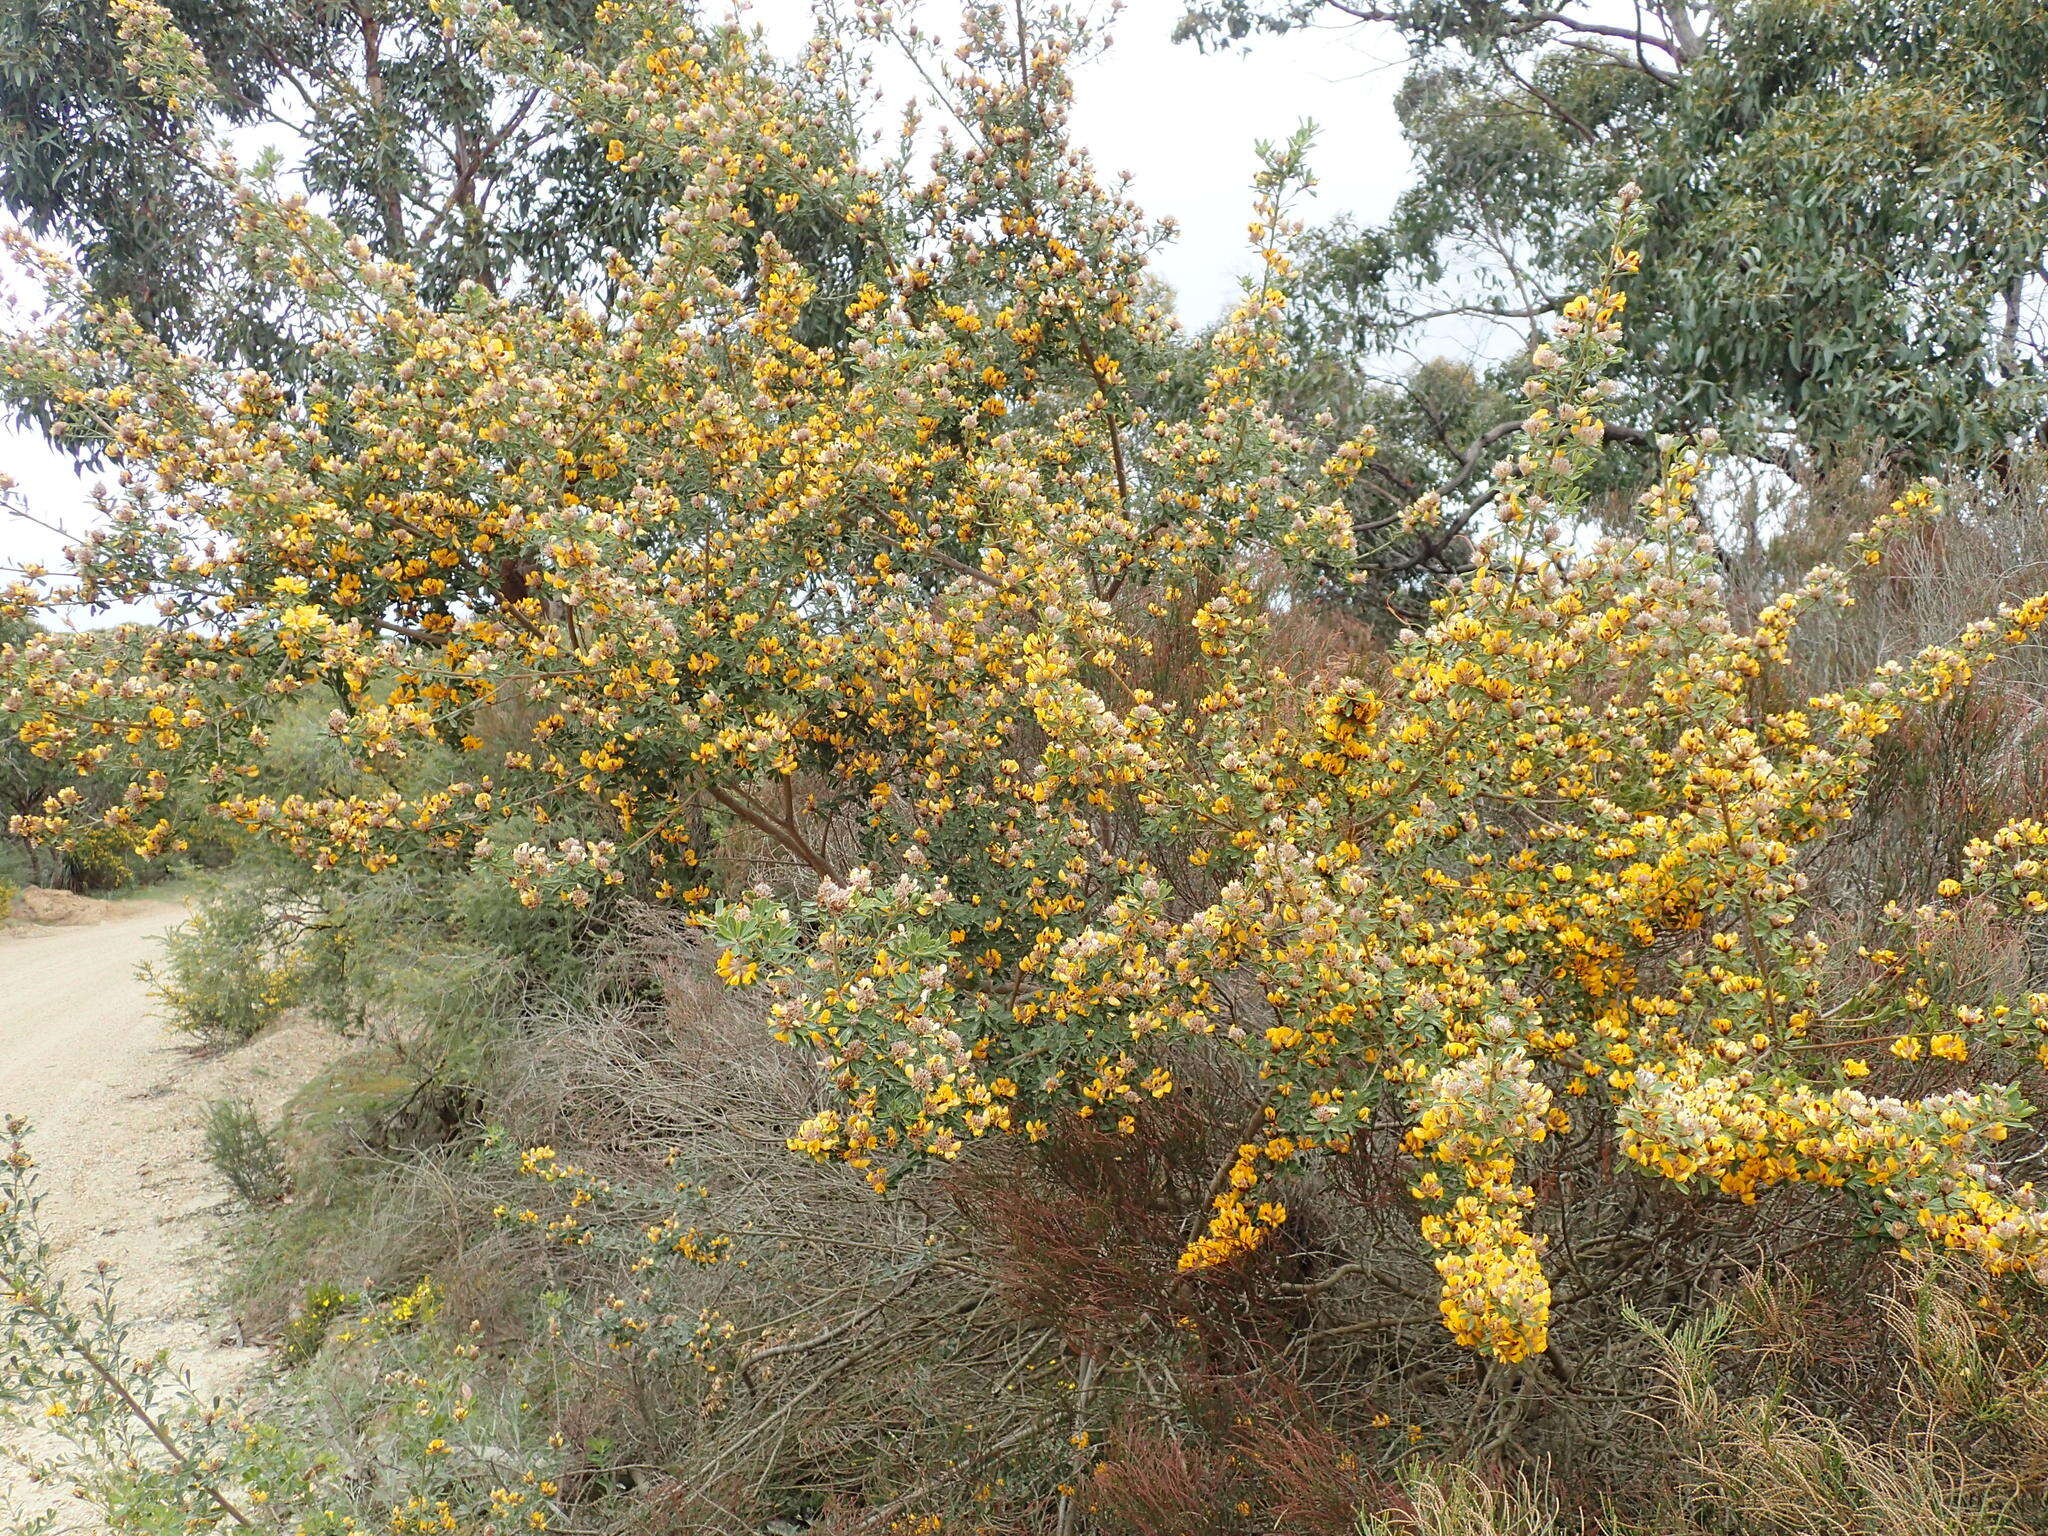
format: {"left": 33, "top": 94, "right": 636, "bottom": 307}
{"left": 716, "top": 222, "right": 2048, "bottom": 1369}
{"left": 4, "top": 0, "right": 2047, "bottom": 1417}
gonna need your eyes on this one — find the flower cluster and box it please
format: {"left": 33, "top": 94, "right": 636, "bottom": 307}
{"left": 496, "top": 1144, "right": 730, "bottom": 1268}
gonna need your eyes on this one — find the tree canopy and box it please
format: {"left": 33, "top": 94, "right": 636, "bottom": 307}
{"left": 1184, "top": 0, "right": 2048, "bottom": 472}
{"left": 0, "top": 0, "right": 874, "bottom": 387}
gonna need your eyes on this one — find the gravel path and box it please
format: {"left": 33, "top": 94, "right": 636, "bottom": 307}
{"left": 0, "top": 898, "right": 324, "bottom": 1529}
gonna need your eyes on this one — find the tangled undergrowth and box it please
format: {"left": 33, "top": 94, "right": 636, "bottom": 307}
{"left": 3, "top": 0, "right": 2047, "bottom": 1532}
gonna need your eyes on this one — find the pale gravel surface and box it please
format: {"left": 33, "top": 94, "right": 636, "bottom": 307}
{"left": 0, "top": 898, "right": 327, "bottom": 1531}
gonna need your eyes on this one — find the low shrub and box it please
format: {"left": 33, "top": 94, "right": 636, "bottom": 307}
{"left": 143, "top": 886, "right": 304, "bottom": 1044}
{"left": 1, "top": 1117, "right": 567, "bottom": 1536}
{"left": 64, "top": 824, "right": 146, "bottom": 891}
{"left": 202, "top": 1097, "right": 291, "bottom": 1208}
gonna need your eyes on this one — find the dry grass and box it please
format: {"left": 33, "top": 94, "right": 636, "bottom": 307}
{"left": 1641, "top": 1263, "right": 2048, "bottom": 1536}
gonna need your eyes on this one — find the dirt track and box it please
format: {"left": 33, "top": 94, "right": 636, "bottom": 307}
{"left": 0, "top": 898, "right": 323, "bottom": 1528}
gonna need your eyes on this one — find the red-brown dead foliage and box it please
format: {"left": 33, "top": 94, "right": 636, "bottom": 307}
{"left": 1091, "top": 1420, "right": 1251, "bottom": 1536}
{"left": 1091, "top": 1373, "right": 1381, "bottom": 1536}
{"left": 943, "top": 1094, "right": 1318, "bottom": 1361}
{"left": 1226, "top": 1376, "right": 1378, "bottom": 1536}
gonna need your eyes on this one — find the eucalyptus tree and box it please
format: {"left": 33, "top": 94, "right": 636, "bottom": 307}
{"left": 1184, "top": 0, "right": 2048, "bottom": 478}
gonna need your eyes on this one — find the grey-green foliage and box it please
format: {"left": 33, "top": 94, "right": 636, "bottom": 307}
{"left": 143, "top": 886, "right": 305, "bottom": 1044}
{"left": 203, "top": 1096, "right": 291, "bottom": 1208}
{"left": 144, "top": 694, "right": 597, "bottom": 1047}
{"left": 0, "top": 1118, "right": 565, "bottom": 1533}
{"left": 1183, "top": 0, "right": 2048, "bottom": 471}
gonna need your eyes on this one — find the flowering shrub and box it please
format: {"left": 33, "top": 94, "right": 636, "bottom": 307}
{"left": 279, "top": 1283, "right": 357, "bottom": 1368}
{"left": 0, "top": 1119, "right": 566, "bottom": 1535}
{"left": 4, "top": 0, "right": 2046, "bottom": 1392}
{"left": 143, "top": 887, "right": 306, "bottom": 1042}
{"left": 3, "top": 0, "right": 1357, "bottom": 903}
{"left": 718, "top": 213, "right": 2048, "bottom": 1364}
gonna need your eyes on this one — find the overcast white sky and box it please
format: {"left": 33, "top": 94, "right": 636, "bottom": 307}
{"left": 0, "top": 0, "right": 1411, "bottom": 610}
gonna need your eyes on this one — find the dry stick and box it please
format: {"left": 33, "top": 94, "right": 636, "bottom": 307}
{"left": 704, "top": 782, "right": 837, "bottom": 881}
{"left": 838, "top": 1417, "right": 1057, "bottom": 1535}
{"left": 1053, "top": 1348, "right": 1100, "bottom": 1536}
{"left": 744, "top": 1398, "right": 803, "bottom": 1504}
{"left": 0, "top": 1272, "right": 264, "bottom": 1531}
{"left": 1296, "top": 1313, "right": 1434, "bottom": 1348}
{"left": 738, "top": 1260, "right": 941, "bottom": 1382}
{"left": 989, "top": 1326, "right": 1060, "bottom": 1398}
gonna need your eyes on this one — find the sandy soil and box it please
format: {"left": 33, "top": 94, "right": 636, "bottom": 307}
{"left": 0, "top": 897, "right": 327, "bottom": 1530}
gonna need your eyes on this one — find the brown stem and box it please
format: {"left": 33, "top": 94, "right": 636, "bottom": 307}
{"left": 869, "top": 530, "right": 1003, "bottom": 592}
{"left": 0, "top": 1270, "right": 263, "bottom": 1530}
{"left": 705, "top": 783, "right": 837, "bottom": 880}
{"left": 1089, "top": 362, "right": 1132, "bottom": 511}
